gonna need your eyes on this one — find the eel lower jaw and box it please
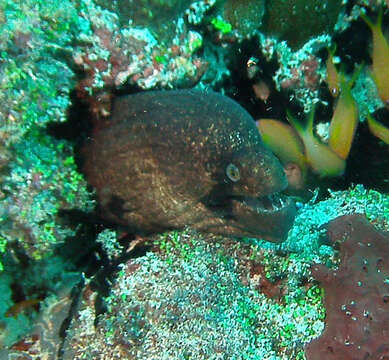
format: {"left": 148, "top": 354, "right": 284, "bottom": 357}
{"left": 242, "top": 192, "right": 292, "bottom": 214}
{"left": 231, "top": 192, "right": 297, "bottom": 243}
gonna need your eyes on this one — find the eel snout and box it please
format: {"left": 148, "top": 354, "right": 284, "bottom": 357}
{"left": 231, "top": 189, "right": 296, "bottom": 243}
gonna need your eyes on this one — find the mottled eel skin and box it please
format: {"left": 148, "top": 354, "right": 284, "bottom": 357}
{"left": 83, "top": 90, "right": 296, "bottom": 243}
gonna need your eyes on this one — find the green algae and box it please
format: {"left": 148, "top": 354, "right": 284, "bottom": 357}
{"left": 0, "top": 129, "right": 93, "bottom": 262}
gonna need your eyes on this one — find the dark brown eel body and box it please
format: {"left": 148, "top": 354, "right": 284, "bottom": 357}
{"left": 83, "top": 90, "right": 296, "bottom": 243}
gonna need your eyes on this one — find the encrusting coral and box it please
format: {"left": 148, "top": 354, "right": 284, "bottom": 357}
{"left": 305, "top": 214, "right": 389, "bottom": 360}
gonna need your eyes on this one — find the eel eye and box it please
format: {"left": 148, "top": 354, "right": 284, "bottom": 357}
{"left": 226, "top": 163, "right": 240, "bottom": 182}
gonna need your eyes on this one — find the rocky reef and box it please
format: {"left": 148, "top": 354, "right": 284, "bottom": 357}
{"left": 0, "top": 0, "right": 388, "bottom": 359}
{"left": 306, "top": 214, "right": 389, "bottom": 360}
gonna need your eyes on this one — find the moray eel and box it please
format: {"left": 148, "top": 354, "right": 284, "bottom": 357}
{"left": 83, "top": 90, "right": 296, "bottom": 243}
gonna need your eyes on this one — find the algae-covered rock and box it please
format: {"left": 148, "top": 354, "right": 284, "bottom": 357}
{"left": 62, "top": 229, "right": 324, "bottom": 359}
{"left": 94, "top": 0, "right": 197, "bottom": 42}
{"left": 223, "top": 0, "right": 266, "bottom": 37}
{"left": 264, "top": 0, "right": 343, "bottom": 50}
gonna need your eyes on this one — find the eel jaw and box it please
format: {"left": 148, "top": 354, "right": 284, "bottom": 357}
{"left": 231, "top": 192, "right": 297, "bottom": 243}
{"left": 242, "top": 192, "right": 291, "bottom": 214}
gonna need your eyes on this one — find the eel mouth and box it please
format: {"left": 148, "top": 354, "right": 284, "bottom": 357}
{"left": 230, "top": 192, "right": 296, "bottom": 243}
{"left": 241, "top": 192, "right": 292, "bottom": 214}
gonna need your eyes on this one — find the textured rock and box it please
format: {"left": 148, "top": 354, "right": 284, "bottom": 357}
{"left": 305, "top": 214, "right": 389, "bottom": 360}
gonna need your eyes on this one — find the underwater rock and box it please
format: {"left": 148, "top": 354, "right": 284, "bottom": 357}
{"left": 305, "top": 214, "right": 389, "bottom": 360}
{"left": 223, "top": 0, "right": 265, "bottom": 37}
{"left": 83, "top": 90, "right": 296, "bottom": 243}
{"left": 264, "top": 0, "right": 343, "bottom": 50}
{"left": 94, "top": 0, "right": 194, "bottom": 42}
{"left": 0, "top": 275, "right": 83, "bottom": 359}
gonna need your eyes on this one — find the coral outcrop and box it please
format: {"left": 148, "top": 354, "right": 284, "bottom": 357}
{"left": 305, "top": 214, "right": 389, "bottom": 360}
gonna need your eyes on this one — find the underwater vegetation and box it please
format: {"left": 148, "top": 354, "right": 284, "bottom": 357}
{"left": 22, "top": 187, "right": 387, "bottom": 360}
{"left": 0, "top": 0, "right": 95, "bottom": 269}
{"left": 63, "top": 229, "right": 324, "bottom": 359}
